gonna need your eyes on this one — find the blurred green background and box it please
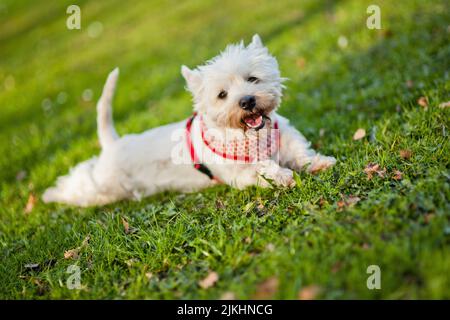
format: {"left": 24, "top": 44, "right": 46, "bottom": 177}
{"left": 0, "top": 0, "right": 449, "bottom": 299}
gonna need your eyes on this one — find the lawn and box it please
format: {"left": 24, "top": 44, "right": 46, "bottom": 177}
{"left": 0, "top": 0, "right": 449, "bottom": 299}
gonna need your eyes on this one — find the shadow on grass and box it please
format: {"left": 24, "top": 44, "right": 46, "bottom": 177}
{"left": 282, "top": 2, "right": 449, "bottom": 131}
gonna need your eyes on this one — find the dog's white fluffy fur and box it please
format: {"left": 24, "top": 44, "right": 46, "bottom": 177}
{"left": 43, "top": 34, "right": 336, "bottom": 207}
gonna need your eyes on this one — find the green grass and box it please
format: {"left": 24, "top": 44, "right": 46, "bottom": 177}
{"left": 0, "top": 0, "right": 449, "bottom": 299}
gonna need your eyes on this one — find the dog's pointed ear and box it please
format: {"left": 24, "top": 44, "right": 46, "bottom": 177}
{"left": 181, "top": 65, "right": 202, "bottom": 94}
{"left": 249, "top": 34, "right": 264, "bottom": 48}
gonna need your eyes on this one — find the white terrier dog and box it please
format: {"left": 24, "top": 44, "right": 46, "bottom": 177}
{"left": 43, "top": 34, "right": 336, "bottom": 207}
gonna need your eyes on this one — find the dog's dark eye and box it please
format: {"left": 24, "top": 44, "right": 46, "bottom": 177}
{"left": 247, "top": 76, "right": 259, "bottom": 83}
{"left": 218, "top": 90, "right": 227, "bottom": 99}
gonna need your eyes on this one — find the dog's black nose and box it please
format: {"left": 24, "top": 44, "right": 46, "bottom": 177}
{"left": 239, "top": 95, "right": 256, "bottom": 110}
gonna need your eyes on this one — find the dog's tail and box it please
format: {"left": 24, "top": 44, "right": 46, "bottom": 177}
{"left": 97, "top": 68, "right": 120, "bottom": 148}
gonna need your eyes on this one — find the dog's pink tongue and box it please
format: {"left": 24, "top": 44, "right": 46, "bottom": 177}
{"left": 244, "top": 115, "right": 263, "bottom": 128}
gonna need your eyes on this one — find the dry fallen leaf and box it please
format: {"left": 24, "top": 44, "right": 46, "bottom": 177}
{"left": 364, "top": 163, "right": 379, "bottom": 180}
{"left": 199, "top": 271, "right": 219, "bottom": 289}
{"left": 392, "top": 170, "right": 403, "bottom": 180}
{"left": 382, "top": 29, "right": 393, "bottom": 38}
{"left": 220, "top": 291, "right": 236, "bottom": 300}
{"left": 337, "top": 200, "right": 346, "bottom": 209}
{"left": 256, "top": 200, "right": 267, "bottom": 217}
{"left": 64, "top": 235, "right": 90, "bottom": 260}
{"left": 337, "top": 195, "right": 360, "bottom": 210}
{"left": 145, "top": 272, "right": 153, "bottom": 280}
{"left": 364, "top": 163, "right": 386, "bottom": 180}
{"left": 438, "top": 101, "right": 450, "bottom": 109}
{"left": 318, "top": 197, "right": 328, "bottom": 208}
{"left": 215, "top": 199, "right": 226, "bottom": 209}
{"left": 347, "top": 195, "right": 361, "bottom": 205}
{"left": 353, "top": 128, "right": 366, "bottom": 140}
{"left": 377, "top": 167, "right": 386, "bottom": 178}
{"left": 24, "top": 194, "right": 37, "bottom": 214}
{"left": 298, "top": 285, "right": 322, "bottom": 300}
{"left": 64, "top": 248, "right": 80, "bottom": 260}
{"left": 253, "top": 277, "right": 278, "bottom": 299}
{"left": 121, "top": 217, "right": 130, "bottom": 234}
{"left": 417, "top": 96, "right": 428, "bottom": 108}
{"left": 399, "top": 149, "right": 412, "bottom": 160}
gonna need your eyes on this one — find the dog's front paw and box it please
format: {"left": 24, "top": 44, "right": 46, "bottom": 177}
{"left": 307, "top": 155, "right": 336, "bottom": 174}
{"left": 257, "top": 160, "right": 296, "bottom": 188}
{"left": 276, "top": 167, "right": 296, "bottom": 187}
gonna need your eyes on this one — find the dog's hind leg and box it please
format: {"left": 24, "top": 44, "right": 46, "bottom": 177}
{"left": 43, "top": 69, "right": 124, "bottom": 206}
{"left": 42, "top": 157, "right": 113, "bottom": 207}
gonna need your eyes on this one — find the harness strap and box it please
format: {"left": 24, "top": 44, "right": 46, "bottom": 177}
{"left": 186, "top": 113, "right": 218, "bottom": 181}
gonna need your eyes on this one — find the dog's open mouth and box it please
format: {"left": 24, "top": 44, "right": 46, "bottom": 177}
{"left": 242, "top": 113, "right": 267, "bottom": 130}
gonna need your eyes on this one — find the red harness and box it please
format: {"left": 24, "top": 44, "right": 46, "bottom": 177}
{"left": 185, "top": 113, "right": 279, "bottom": 181}
{"left": 186, "top": 113, "right": 218, "bottom": 181}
